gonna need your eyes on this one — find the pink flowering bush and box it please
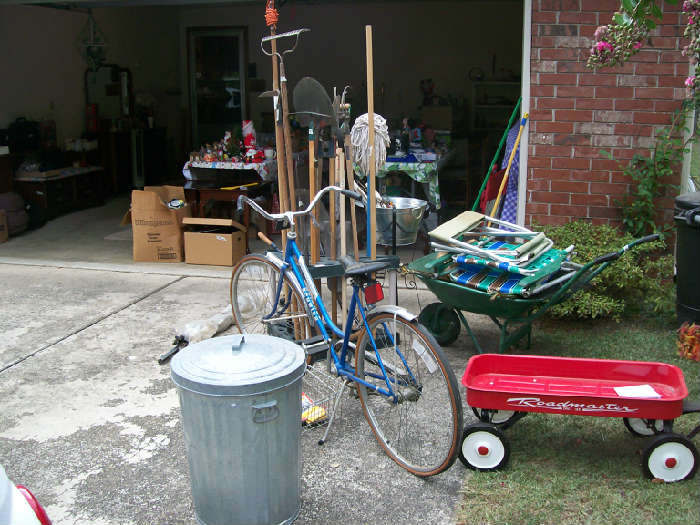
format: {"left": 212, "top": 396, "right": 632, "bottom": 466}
{"left": 588, "top": 0, "right": 699, "bottom": 94}
{"left": 587, "top": 1, "right": 699, "bottom": 241}
{"left": 587, "top": 16, "right": 649, "bottom": 68}
{"left": 682, "top": 0, "right": 700, "bottom": 90}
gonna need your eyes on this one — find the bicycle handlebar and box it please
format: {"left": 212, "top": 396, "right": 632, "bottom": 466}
{"left": 237, "top": 186, "right": 362, "bottom": 225}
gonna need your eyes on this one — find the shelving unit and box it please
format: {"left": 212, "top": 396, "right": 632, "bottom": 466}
{"left": 470, "top": 81, "right": 520, "bottom": 133}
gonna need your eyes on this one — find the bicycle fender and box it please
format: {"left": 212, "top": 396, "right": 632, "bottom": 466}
{"left": 370, "top": 305, "right": 418, "bottom": 323}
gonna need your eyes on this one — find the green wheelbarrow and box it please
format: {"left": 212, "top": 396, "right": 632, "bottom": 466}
{"left": 408, "top": 234, "right": 659, "bottom": 353}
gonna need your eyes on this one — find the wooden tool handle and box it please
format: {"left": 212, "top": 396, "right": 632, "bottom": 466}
{"left": 365, "top": 25, "right": 376, "bottom": 261}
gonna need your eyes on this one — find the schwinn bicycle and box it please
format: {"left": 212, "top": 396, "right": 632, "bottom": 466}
{"left": 230, "top": 186, "right": 463, "bottom": 477}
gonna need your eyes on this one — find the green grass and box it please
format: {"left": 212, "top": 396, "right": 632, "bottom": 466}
{"left": 455, "top": 317, "right": 700, "bottom": 525}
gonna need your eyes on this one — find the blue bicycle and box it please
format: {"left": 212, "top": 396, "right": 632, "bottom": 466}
{"left": 230, "top": 186, "right": 463, "bottom": 477}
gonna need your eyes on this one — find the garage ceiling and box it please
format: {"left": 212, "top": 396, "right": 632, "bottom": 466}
{"left": 5, "top": 0, "right": 258, "bottom": 5}
{"left": 4, "top": 0, "right": 487, "bottom": 5}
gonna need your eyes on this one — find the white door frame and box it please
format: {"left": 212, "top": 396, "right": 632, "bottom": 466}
{"left": 517, "top": 0, "right": 532, "bottom": 226}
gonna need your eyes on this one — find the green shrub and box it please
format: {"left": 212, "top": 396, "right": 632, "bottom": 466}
{"left": 540, "top": 222, "right": 675, "bottom": 322}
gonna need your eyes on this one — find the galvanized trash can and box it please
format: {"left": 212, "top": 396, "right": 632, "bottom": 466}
{"left": 171, "top": 334, "right": 305, "bottom": 525}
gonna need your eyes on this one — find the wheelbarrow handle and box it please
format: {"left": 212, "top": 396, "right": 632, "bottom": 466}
{"left": 529, "top": 233, "right": 661, "bottom": 317}
{"left": 590, "top": 233, "right": 660, "bottom": 265}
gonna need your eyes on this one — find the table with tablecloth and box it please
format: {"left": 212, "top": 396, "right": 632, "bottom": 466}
{"left": 373, "top": 149, "right": 456, "bottom": 209}
{"left": 183, "top": 151, "right": 309, "bottom": 185}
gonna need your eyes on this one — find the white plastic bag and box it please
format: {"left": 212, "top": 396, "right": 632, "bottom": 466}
{"left": 178, "top": 304, "right": 233, "bottom": 343}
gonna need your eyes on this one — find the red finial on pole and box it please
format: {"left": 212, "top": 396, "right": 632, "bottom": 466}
{"left": 265, "top": 0, "right": 279, "bottom": 28}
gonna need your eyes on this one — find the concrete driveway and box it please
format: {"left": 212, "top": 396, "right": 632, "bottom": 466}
{"left": 0, "top": 257, "right": 499, "bottom": 525}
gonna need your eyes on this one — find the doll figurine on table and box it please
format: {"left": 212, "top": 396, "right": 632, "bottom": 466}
{"left": 400, "top": 117, "right": 410, "bottom": 153}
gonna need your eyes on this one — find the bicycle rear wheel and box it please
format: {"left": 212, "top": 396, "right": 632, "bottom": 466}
{"left": 354, "top": 313, "right": 463, "bottom": 477}
{"left": 230, "top": 255, "right": 313, "bottom": 340}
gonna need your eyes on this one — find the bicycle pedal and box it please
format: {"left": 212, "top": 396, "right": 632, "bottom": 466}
{"left": 299, "top": 335, "right": 329, "bottom": 365}
{"left": 298, "top": 335, "right": 324, "bottom": 347}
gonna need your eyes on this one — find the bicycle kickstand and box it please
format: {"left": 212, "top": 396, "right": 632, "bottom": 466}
{"left": 318, "top": 379, "right": 349, "bottom": 446}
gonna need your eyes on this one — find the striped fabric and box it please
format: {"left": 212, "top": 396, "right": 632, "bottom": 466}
{"left": 453, "top": 246, "right": 567, "bottom": 281}
{"left": 449, "top": 264, "right": 531, "bottom": 296}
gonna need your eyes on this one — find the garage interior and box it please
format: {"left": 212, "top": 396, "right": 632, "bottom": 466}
{"left": 0, "top": 0, "right": 523, "bottom": 264}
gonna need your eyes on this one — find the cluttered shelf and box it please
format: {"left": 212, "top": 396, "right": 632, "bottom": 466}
{"left": 13, "top": 165, "right": 106, "bottom": 221}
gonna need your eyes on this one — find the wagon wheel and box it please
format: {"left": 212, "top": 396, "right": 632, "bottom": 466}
{"left": 623, "top": 417, "right": 669, "bottom": 437}
{"left": 418, "top": 303, "right": 461, "bottom": 346}
{"left": 459, "top": 422, "right": 510, "bottom": 471}
{"left": 642, "top": 433, "right": 699, "bottom": 482}
{"left": 471, "top": 407, "right": 524, "bottom": 429}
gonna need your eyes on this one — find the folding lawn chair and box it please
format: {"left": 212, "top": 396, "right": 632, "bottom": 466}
{"left": 428, "top": 210, "right": 554, "bottom": 267}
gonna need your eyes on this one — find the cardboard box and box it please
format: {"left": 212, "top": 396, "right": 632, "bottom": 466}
{"left": 123, "top": 185, "right": 191, "bottom": 262}
{"left": 0, "top": 210, "right": 7, "bottom": 244}
{"left": 420, "top": 105, "right": 452, "bottom": 131}
{"left": 183, "top": 217, "right": 247, "bottom": 266}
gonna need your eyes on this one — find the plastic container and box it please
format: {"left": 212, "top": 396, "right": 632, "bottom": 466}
{"left": 171, "top": 334, "right": 305, "bottom": 525}
{"left": 674, "top": 192, "right": 700, "bottom": 324}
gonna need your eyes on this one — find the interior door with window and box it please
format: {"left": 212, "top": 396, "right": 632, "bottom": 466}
{"left": 189, "top": 27, "right": 247, "bottom": 148}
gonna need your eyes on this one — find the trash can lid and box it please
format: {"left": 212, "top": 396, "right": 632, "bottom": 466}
{"left": 170, "top": 334, "right": 306, "bottom": 396}
{"left": 675, "top": 191, "right": 700, "bottom": 210}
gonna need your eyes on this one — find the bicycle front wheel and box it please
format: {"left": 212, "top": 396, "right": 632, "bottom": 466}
{"left": 230, "top": 254, "right": 313, "bottom": 340}
{"left": 355, "top": 313, "right": 463, "bottom": 477}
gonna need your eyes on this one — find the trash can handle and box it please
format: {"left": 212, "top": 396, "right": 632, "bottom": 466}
{"left": 674, "top": 206, "right": 700, "bottom": 225}
{"left": 252, "top": 400, "right": 280, "bottom": 423}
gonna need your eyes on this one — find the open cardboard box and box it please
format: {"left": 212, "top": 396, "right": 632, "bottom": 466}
{"left": 183, "top": 217, "right": 247, "bottom": 266}
{"left": 122, "top": 186, "right": 191, "bottom": 262}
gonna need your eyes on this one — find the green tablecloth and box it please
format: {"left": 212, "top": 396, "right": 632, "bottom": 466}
{"left": 379, "top": 160, "right": 441, "bottom": 208}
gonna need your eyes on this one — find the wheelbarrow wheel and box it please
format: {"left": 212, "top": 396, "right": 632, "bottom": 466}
{"left": 418, "top": 303, "right": 461, "bottom": 346}
{"left": 459, "top": 423, "right": 510, "bottom": 471}
{"left": 642, "top": 433, "right": 698, "bottom": 482}
{"left": 623, "top": 417, "right": 668, "bottom": 437}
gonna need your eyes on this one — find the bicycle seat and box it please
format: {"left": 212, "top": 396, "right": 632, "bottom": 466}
{"left": 339, "top": 255, "right": 393, "bottom": 277}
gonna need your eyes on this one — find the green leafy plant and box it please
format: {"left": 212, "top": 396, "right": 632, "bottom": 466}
{"left": 540, "top": 222, "right": 675, "bottom": 322}
{"left": 603, "top": 104, "right": 697, "bottom": 238}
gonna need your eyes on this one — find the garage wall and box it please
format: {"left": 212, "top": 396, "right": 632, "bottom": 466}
{"left": 0, "top": 6, "right": 86, "bottom": 142}
{"left": 0, "top": 4, "right": 181, "bottom": 151}
{"left": 179, "top": 1, "right": 523, "bottom": 135}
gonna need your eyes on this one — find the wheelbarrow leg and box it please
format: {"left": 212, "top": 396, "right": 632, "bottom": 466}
{"left": 456, "top": 310, "right": 487, "bottom": 354}
{"left": 491, "top": 316, "right": 532, "bottom": 353}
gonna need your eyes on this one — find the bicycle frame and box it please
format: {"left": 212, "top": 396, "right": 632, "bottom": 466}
{"left": 264, "top": 234, "right": 415, "bottom": 402}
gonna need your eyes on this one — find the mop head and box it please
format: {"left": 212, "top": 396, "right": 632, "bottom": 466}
{"left": 350, "top": 113, "right": 390, "bottom": 178}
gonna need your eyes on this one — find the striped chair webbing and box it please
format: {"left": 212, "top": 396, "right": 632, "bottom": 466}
{"left": 449, "top": 265, "right": 533, "bottom": 296}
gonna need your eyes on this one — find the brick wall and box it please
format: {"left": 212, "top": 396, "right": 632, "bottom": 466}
{"left": 527, "top": 0, "right": 688, "bottom": 227}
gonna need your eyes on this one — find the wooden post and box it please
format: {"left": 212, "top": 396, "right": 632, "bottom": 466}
{"left": 278, "top": 62, "right": 297, "bottom": 213}
{"left": 344, "top": 134, "right": 359, "bottom": 260}
{"left": 308, "top": 124, "right": 321, "bottom": 291}
{"left": 329, "top": 152, "right": 337, "bottom": 323}
{"left": 270, "top": 37, "right": 288, "bottom": 218}
{"left": 338, "top": 147, "right": 347, "bottom": 326}
{"left": 365, "top": 25, "right": 376, "bottom": 261}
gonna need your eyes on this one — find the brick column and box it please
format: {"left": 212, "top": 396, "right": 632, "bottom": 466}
{"left": 527, "top": 0, "right": 686, "bottom": 227}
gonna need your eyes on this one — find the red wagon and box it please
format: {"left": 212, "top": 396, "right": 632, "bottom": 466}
{"left": 460, "top": 354, "right": 700, "bottom": 482}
